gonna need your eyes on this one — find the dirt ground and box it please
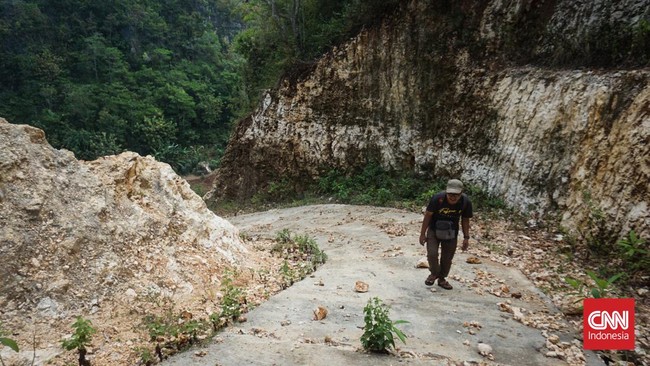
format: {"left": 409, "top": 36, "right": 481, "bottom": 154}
{"left": 161, "top": 204, "right": 612, "bottom": 366}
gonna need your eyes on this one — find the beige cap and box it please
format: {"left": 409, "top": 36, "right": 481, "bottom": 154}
{"left": 446, "top": 179, "right": 463, "bottom": 194}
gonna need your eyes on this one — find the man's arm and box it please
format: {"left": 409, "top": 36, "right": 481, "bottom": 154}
{"left": 461, "top": 217, "right": 470, "bottom": 251}
{"left": 419, "top": 211, "right": 433, "bottom": 245}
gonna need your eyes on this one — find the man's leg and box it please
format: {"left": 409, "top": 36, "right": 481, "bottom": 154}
{"left": 437, "top": 237, "right": 458, "bottom": 289}
{"left": 425, "top": 230, "right": 440, "bottom": 285}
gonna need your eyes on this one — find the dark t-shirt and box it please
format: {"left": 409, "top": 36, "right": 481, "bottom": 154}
{"left": 426, "top": 192, "right": 473, "bottom": 231}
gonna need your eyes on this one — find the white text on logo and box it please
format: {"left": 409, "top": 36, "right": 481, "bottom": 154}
{"left": 587, "top": 311, "right": 629, "bottom": 330}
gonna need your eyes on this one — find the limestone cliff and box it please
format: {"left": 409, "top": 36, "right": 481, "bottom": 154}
{"left": 207, "top": 0, "right": 649, "bottom": 242}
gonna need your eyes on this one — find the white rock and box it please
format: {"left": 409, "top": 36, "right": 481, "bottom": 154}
{"left": 547, "top": 334, "right": 560, "bottom": 344}
{"left": 125, "top": 288, "right": 137, "bottom": 298}
{"left": 477, "top": 342, "right": 493, "bottom": 356}
{"left": 416, "top": 257, "right": 429, "bottom": 268}
{"left": 36, "top": 297, "right": 59, "bottom": 317}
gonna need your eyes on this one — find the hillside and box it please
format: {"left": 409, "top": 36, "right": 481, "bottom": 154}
{"left": 206, "top": 0, "right": 650, "bottom": 259}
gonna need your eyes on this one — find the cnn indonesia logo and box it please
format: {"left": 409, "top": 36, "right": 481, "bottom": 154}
{"left": 583, "top": 298, "right": 635, "bottom": 350}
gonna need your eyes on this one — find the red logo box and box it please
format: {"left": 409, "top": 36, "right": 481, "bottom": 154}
{"left": 583, "top": 298, "right": 635, "bottom": 350}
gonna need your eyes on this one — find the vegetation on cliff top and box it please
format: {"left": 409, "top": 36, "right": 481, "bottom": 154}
{"left": 0, "top": 0, "right": 399, "bottom": 173}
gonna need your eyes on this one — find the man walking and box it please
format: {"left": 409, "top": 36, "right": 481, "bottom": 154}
{"left": 419, "top": 179, "right": 473, "bottom": 290}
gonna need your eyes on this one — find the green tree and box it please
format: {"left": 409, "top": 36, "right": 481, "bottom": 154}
{"left": 0, "top": 0, "right": 247, "bottom": 171}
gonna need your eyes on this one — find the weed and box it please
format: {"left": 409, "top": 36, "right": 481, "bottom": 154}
{"left": 251, "top": 178, "right": 295, "bottom": 204}
{"left": 483, "top": 241, "right": 505, "bottom": 255}
{"left": 143, "top": 310, "right": 210, "bottom": 359}
{"left": 617, "top": 230, "right": 648, "bottom": 280}
{"left": 272, "top": 230, "right": 327, "bottom": 272}
{"left": 61, "top": 317, "right": 96, "bottom": 366}
{"left": 179, "top": 319, "right": 206, "bottom": 344}
{"left": 565, "top": 270, "right": 622, "bottom": 302}
{"left": 579, "top": 190, "right": 616, "bottom": 255}
{"left": 208, "top": 313, "right": 224, "bottom": 332}
{"left": 280, "top": 260, "right": 294, "bottom": 288}
{"left": 294, "top": 234, "right": 328, "bottom": 270}
{"left": 143, "top": 312, "right": 179, "bottom": 341}
{"left": 219, "top": 273, "right": 245, "bottom": 322}
{"left": 464, "top": 183, "right": 508, "bottom": 212}
{"left": 239, "top": 231, "right": 252, "bottom": 241}
{"left": 275, "top": 228, "right": 292, "bottom": 244}
{"left": 190, "top": 184, "right": 205, "bottom": 197}
{"left": 134, "top": 347, "right": 155, "bottom": 366}
{"left": 207, "top": 273, "right": 247, "bottom": 332}
{"left": 360, "top": 297, "right": 408, "bottom": 353}
{"left": 315, "top": 164, "right": 439, "bottom": 208}
{"left": 142, "top": 288, "right": 174, "bottom": 309}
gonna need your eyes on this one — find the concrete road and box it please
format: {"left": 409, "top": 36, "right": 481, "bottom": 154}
{"left": 163, "top": 205, "right": 601, "bottom": 366}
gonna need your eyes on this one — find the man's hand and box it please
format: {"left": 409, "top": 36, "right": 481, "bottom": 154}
{"left": 419, "top": 233, "right": 426, "bottom": 246}
{"left": 461, "top": 238, "right": 469, "bottom": 251}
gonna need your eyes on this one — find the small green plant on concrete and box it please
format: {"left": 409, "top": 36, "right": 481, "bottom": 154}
{"left": 208, "top": 273, "right": 248, "bottom": 331}
{"left": 360, "top": 297, "right": 408, "bottom": 353}
{"left": 143, "top": 311, "right": 210, "bottom": 359}
{"left": 274, "top": 228, "right": 293, "bottom": 245}
{"left": 565, "top": 270, "right": 623, "bottom": 302}
{"left": 294, "top": 233, "right": 328, "bottom": 270}
{"left": 273, "top": 230, "right": 327, "bottom": 272}
{"left": 179, "top": 319, "right": 206, "bottom": 344}
{"left": 280, "top": 260, "right": 294, "bottom": 287}
{"left": 144, "top": 312, "right": 179, "bottom": 342}
{"left": 219, "top": 273, "right": 245, "bottom": 322}
{"left": 61, "top": 316, "right": 96, "bottom": 366}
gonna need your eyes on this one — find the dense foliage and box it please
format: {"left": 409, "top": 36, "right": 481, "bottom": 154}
{"left": 231, "top": 0, "right": 401, "bottom": 102}
{"left": 244, "top": 163, "right": 508, "bottom": 215}
{"left": 0, "top": 0, "right": 399, "bottom": 173}
{"left": 0, "top": 0, "right": 250, "bottom": 173}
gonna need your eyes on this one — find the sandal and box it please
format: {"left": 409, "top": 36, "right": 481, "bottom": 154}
{"left": 425, "top": 274, "right": 437, "bottom": 286}
{"left": 437, "top": 279, "right": 453, "bottom": 290}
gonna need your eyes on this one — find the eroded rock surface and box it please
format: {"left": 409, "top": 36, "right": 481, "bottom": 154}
{"left": 0, "top": 118, "right": 249, "bottom": 364}
{"left": 207, "top": 0, "right": 649, "bottom": 243}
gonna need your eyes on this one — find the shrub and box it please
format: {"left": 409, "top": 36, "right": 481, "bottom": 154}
{"left": 617, "top": 230, "right": 648, "bottom": 278}
{"left": 61, "top": 316, "right": 96, "bottom": 366}
{"left": 219, "top": 273, "right": 245, "bottom": 321}
{"left": 360, "top": 297, "right": 408, "bottom": 353}
{"left": 565, "top": 270, "right": 622, "bottom": 301}
{"left": 272, "top": 230, "right": 328, "bottom": 272}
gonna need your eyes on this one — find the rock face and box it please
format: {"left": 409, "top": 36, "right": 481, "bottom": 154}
{"left": 0, "top": 118, "right": 248, "bottom": 360}
{"left": 207, "top": 0, "right": 649, "bottom": 241}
